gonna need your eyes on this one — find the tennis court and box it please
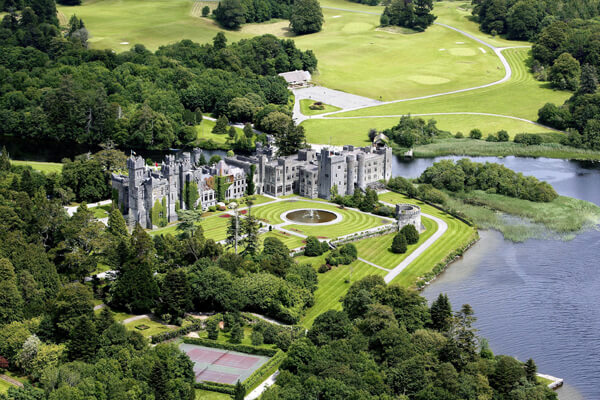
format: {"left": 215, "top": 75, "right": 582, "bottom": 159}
{"left": 179, "top": 343, "right": 270, "bottom": 385}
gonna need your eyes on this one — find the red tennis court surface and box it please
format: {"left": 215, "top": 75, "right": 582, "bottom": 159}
{"left": 180, "top": 343, "right": 270, "bottom": 385}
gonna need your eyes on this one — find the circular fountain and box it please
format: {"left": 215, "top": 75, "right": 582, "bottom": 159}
{"left": 281, "top": 209, "right": 342, "bottom": 225}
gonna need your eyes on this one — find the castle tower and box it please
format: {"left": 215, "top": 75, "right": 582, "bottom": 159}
{"left": 384, "top": 146, "right": 393, "bottom": 181}
{"left": 162, "top": 154, "right": 178, "bottom": 221}
{"left": 346, "top": 154, "right": 356, "bottom": 196}
{"left": 357, "top": 153, "right": 366, "bottom": 191}
{"left": 127, "top": 155, "right": 147, "bottom": 228}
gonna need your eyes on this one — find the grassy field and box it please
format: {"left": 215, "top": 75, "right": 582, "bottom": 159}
{"left": 299, "top": 258, "right": 387, "bottom": 327}
{"left": 252, "top": 200, "right": 389, "bottom": 238}
{"left": 334, "top": 48, "right": 571, "bottom": 122}
{"left": 123, "top": 316, "right": 190, "bottom": 338}
{"left": 378, "top": 192, "right": 477, "bottom": 287}
{"left": 300, "top": 99, "right": 341, "bottom": 116}
{"left": 11, "top": 160, "right": 63, "bottom": 173}
{"left": 411, "top": 138, "right": 600, "bottom": 160}
{"left": 151, "top": 212, "right": 230, "bottom": 241}
{"left": 260, "top": 229, "right": 305, "bottom": 249}
{"left": 196, "top": 389, "right": 231, "bottom": 400}
{"left": 302, "top": 114, "right": 559, "bottom": 145}
{"left": 194, "top": 118, "right": 245, "bottom": 148}
{"left": 354, "top": 216, "right": 437, "bottom": 269}
{"left": 90, "top": 204, "right": 112, "bottom": 219}
{"left": 0, "top": 379, "right": 15, "bottom": 395}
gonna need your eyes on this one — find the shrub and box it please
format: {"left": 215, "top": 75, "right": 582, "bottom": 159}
{"left": 304, "top": 236, "right": 325, "bottom": 257}
{"left": 469, "top": 129, "right": 482, "bottom": 139}
{"left": 400, "top": 224, "right": 419, "bottom": 245}
{"left": 183, "top": 337, "right": 278, "bottom": 356}
{"left": 486, "top": 134, "right": 498, "bottom": 142}
{"left": 230, "top": 323, "right": 243, "bottom": 344}
{"left": 318, "top": 264, "right": 330, "bottom": 273}
{"left": 391, "top": 232, "right": 407, "bottom": 254}
{"left": 497, "top": 130, "right": 509, "bottom": 142}
{"left": 151, "top": 322, "right": 203, "bottom": 344}
{"left": 514, "top": 133, "right": 542, "bottom": 145}
{"left": 326, "top": 244, "right": 357, "bottom": 266}
{"left": 208, "top": 206, "right": 217, "bottom": 212}
{"left": 251, "top": 330, "right": 264, "bottom": 346}
{"left": 206, "top": 319, "right": 219, "bottom": 340}
{"left": 202, "top": 5, "right": 210, "bottom": 16}
{"left": 455, "top": 131, "right": 464, "bottom": 138}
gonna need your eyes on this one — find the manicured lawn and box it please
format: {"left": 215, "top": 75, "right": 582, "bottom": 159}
{"left": 378, "top": 192, "right": 477, "bottom": 287}
{"left": 194, "top": 119, "right": 245, "bottom": 148}
{"left": 300, "top": 259, "right": 387, "bottom": 327}
{"left": 123, "top": 316, "right": 189, "bottom": 338}
{"left": 302, "top": 114, "right": 559, "bottom": 145}
{"left": 334, "top": 48, "right": 571, "bottom": 123}
{"left": 354, "top": 216, "right": 437, "bottom": 269}
{"left": 260, "top": 230, "right": 305, "bottom": 250}
{"left": 252, "top": 200, "right": 389, "bottom": 238}
{"left": 196, "top": 389, "right": 231, "bottom": 400}
{"left": 11, "top": 160, "right": 63, "bottom": 173}
{"left": 90, "top": 204, "right": 112, "bottom": 219}
{"left": 299, "top": 99, "right": 341, "bottom": 116}
{"left": 151, "top": 213, "right": 230, "bottom": 241}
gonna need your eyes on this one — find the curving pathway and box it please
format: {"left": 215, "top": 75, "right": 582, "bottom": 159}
{"left": 297, "top": 6, "right": 535, "bottom": 127}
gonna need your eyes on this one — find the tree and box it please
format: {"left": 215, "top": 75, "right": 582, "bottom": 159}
{"left": 45, "top": 283, "right": 94, "bottom": 341}
{"left": 67, "top": 314, "right": 98, "bottom": 361}
{"left": 429, "top": 293, "right": 452, "bottom": 332}
{"left": 251, "top": 330, "right": 264, "bottom": 346}
{"left": 209, "top": 155, "right": 222, "bottom": 165}
{"left": 212, "top": 115, "right": 229, "bottom": 135}
{"left": 158, "top": 269, "right": 192, "bottom": 321}
{"left": 234, "top": 380, "right": 246, "bottom": 400}
{"left": 490, "top": 355, "right": 526, "bottom": 394}
{"left": 304, "top": 236, "right": 325, "bottom": 256}
{"left": 549, "top": 52, "right": 581, "bottom": 91}
{"left": 391, "top": 232, "right": 407, "bottom": 254}
{"left": 241, "top": 215, "right": 260, "bottom": 256}
{"left": 206, "top": 318, "right": 219, "bottom": 340}
{"left": 276, "top": 122, "right": 306, "bottom": 156}
{"left": 202, "top": 5, "right": 210, "bottom": 17}
{"left": 579, "top": 64, "right": 598, "bottom": 95}
{"left": 469, "top": 129, "right": 482, "bottom": 139}
{"left": 176, "top": 209, "right": 203, "bottom": 239}
{"left": 107, "top": 207, "right": 128, "bottom": 238}
{"left": 228, "top": 126, "right": 237, "bottom": 142}
{"left": 0, "top": 258, "right": 24, "bottom": 325}
{"left": 246, "top": 164, "right": 256, "bottom": 195}
{"left": 226, "top": 209, "right": 241, "bottom": 254}
{"left": 308, "top": 310, "right": 352, "bottom": 346}
{"left": 150, "top": 360, "right": 168, "bottom": 400}
{"left": 0, "top": 146, "right": 10, "bottom": 171}
{"left": 243, "top": 123, "right": 254, "bottom": 139}
{"left": 524, "top": 358, "right": 537, "bottom": 383}
{"left": 214, "top": 0, "right": 245, "bottom": 29}
{"left": 449, "top": 304, "right": 478, "bottom": 362}
{"left": 230, "top": 323, "right": 243, "bottom": 343}
{"left": 400, "top": 224, "right": 419, "bottom": 244}
{"left": 289, "top": 0, "right": 324, "bottom": 34}
{"left": 497, "top": 130, "right": 510, "bottom": 142}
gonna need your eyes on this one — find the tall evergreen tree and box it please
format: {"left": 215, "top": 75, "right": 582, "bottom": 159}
{"left": 150, "top": 360, "right": 168, "bottom": 400}
{"left": 0, "top": 146, "right": 10, "bottom": 171}
{"left": 212, "top": 115, "right": 229, "bottom": 134}
{"left": 391, "top": 232, "right": 407, "bottom": 254}
{"left": 241, "top": 214, "right": 260, "bottom": 256}
{"left": 158, "top": 269, "right": 192, "bottom": 321}
{"left": 67, "top": 314, "right": 98, "bottom": 361}
{"left": 430, "top": 293, "right": 452, "bottom": 332}
{"left": 524, "top": 358, "right": 537, "bottom": 383}
{"left": 579, "top": 63, "right": 598, "bottom": 94}
{"left": 234, "top": 380, "right": 246, "bottom": 400}
{"left": 107, "top": 207, "right": 128, "bottom": 238}
{"left": 0, "top": 258, "right": 24, "bottom": 325}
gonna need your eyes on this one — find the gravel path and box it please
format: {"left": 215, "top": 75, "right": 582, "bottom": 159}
{"left": 0, "top": 375, "right": 23, "bottom": 388}
{"left": 293, "top": 86, "right": 382, "bottom": 123}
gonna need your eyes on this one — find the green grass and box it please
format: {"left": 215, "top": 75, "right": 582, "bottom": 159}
{"left": 11, "top": 160, "right": 63, "bottom": 173}
{"left": 354, "top": 216, "right": 437, "bottom": 269}
{"left": 151, "top": 212, "right": 230, "bottom": 240}
{"left": 299, "top": 99, "right": 342, "bottom": 116}
{"left": 302, "top": 114, "right": 560, "bottom": 145}
{"left": 0, "top": 379, "right": 15, "bottom": 394}
{"left": 537, "top": 376, "right": 554, "bottom": 387}
{"left": 410, "top": 138, "right": 600, "bottom": 160}
{"left": 90, "top": 204, "right": 112, "bottom": 219}
{"left": 195, "top": 389, "right": 231, "bottom": 400}
{"left": 300, "top": 259, "right": 387, "bottom": 327}
{"left": 293, "top": 6, "right": 503, "bottom": 100}
{"left": 378, "top": 192, "right": 477, "bottom": 287}
{"left": 334, "top": 48, "right": 571, "bottom": 123}
{"left": 252, "top": 200, "right": 389, "bottom": 238}
{"left": 260, "top": 230, "right": 305, "bottom": 250}
{"left": 194, "top": 119, "right": 246, "bottom": 149}
{"left": 123, "top": 316, "right": 189, "bottom": 338}
{"left": 446, "top": 190, "right": 600, "bottom": 242}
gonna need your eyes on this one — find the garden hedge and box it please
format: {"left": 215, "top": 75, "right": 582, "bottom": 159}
{"left": 182, "top": 337, "right": 278, "bottom": 357}
{"left": 151, "top": 321, "right": 203, "bottom": 344}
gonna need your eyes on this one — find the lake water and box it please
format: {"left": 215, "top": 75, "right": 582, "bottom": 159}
{"left": 391, "top": 156, "right": 600, "bottom": 400}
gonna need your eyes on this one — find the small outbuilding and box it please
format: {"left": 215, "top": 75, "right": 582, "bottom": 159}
{"left": 278, "top": 70, "right": 312, "bottom": 88}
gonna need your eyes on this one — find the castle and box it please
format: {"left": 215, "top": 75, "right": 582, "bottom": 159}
{"left": 111, "top": 140, "right": 393, "bottom": 229}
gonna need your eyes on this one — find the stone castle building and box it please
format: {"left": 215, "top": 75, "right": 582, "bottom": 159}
{"left": 112, "top": 141, "right": 393, "bottom": 229}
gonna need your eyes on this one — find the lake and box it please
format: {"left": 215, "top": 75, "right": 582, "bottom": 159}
{"left": 391, "top": 156, "right": 600, "bottom": 400}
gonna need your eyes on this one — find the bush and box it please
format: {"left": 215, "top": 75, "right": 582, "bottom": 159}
{"left": 202, "top": 5, "right": 210, "bottom": 16}
{"left": 497, "top": 130, "right": 509, "bottom": 141}
{"left": 208, "top": 205, "right": 217, "bottom": 212}
{"left": 318, "top": 264, "right": 330, "bottom": 273}
{"left": 391, "top": 232, "right": 407, "bottom": 254}
{"left": 469, "top": 129, "right": 483, "bottom": 139}
{"left": 455, "top": 131, "right": 464, "bottom": 138}
{"left": 183, "top": 337, "right": 278, "bottom": 356}
{"left": 304, "top": 236, "right": 326, "bottom": 257}
{"left": 326, "top": 244, "right": 357, "bottom": 266}
{"left": 251, "top": 330, "right": 264, "bottom": 346}
{"left": 400, "top": 224, "right": 419, "bottom": 245}
{"left": 230, "top": 323, "right": 243, "bottom": 344}
{"left": 514, "top": 133, "right": 543, "bottom": 145}
{"left": 486, "top": 134, "right": 498, "bottom": 142}
{"left": 206, "top": 319, "right": 219, "bottom": 340}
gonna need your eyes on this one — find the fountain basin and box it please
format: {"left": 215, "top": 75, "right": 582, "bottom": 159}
{"left": 281, "top": 209, "right": 342, "bottom": 225}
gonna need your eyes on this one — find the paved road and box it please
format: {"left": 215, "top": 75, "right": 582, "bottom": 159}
{"left": 65, "top": 199, "right": 112, "bottom": 216}
{"left": 245, "top": 371, "right": 279, "bottom": 400}
{"left": 378, "top": 204, "right": 449, "bottom": 284}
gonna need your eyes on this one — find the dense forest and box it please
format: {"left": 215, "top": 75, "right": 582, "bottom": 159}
{"left": 0, "top": 0, "right": 316, "bottom": 152}
{"left": 261, "top": 276, "right": 557, "bottom": 399}
{"left": 471, "top": 0, "right": 600, "bottom": 40}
